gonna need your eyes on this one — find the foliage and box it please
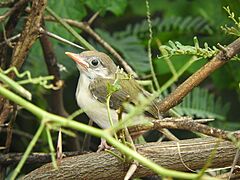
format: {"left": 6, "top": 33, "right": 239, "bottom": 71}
{"left": 160, "top": 37, "right": 219, "bottom": 58}
{"left": 174, "top": 87, "right": 230, "bottom": 121}
{"left": 118, "top": 16, "right": 214, "bottom": 39}
{"left": 221, "top": 6, "right": 240, "bottom": 36}
{"left": 1, "top": 0, "right": 240, "bottom": 179}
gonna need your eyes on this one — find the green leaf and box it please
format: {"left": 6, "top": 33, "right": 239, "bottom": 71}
{"left": 46, "top": 0, "right": 86, "bottom": 41}
{"left": 85, "top": 0, "right": 127, "bottom": 16}
{"left": 174, "top": 87, "right": 230, "bottom": 121}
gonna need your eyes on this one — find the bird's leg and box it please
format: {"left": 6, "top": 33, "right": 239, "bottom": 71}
{"left": 97, "top": 138, "right": 111, "bottom": 152}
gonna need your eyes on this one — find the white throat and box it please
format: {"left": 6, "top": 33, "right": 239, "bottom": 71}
{"left": 75, "top": 73, "right": 118, "bottom": 129}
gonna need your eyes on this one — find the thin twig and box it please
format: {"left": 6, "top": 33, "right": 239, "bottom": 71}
{"left": 0, "top": 0, "right": 30, "bottom": 22}
{"left": 146, "top": 0, "right": 160, "bottom": 90}
{"left": 128, "top": 117, "right": 240, "bottom": 142}
{"left": 87, "top": 11, "right": 100, "bottom": 25}
{"left": 11, "top": 122, "right": 45, "bottom": 180}
{"left": 44, "top": 16, "right": 138, "bottom": 77}
{"left": 4, "top": 103, "right": 15, "bottom": 152}
{"left": 39, "top": 27, "right": 84, "bottom": 50}
{"left": 0, "top": 33, "right": 20, "bottom": 46}
{"left": 0, "top": 128, "right": 43, "bottom": 142}
{"left": 159, "top": 56, "right": 198, "bottom": 92}
{"left": 81, "top": 119, "right": 93, "bottom": 152}
{"left": 228, "top": 149, "right": 240, "bottom": 180}
{"left": 39, "top": 24, "right": 68, "bottom": 117}
{"left": 45, "top": 7, "right": 94, "bottom": 50}
{"left": 2, "top": 23, "right": 14, "bottom": 48}
{"left": 124, "top": 127, "right": 139, "bottom": 180}
{"left": 46, "top": 127, "right": 58, "bottom": 169}
{"left": 156, "top": 39, "right": 177, "bottom": 77}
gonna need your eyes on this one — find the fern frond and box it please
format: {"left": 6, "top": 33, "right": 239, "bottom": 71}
{"left": 116, "top": 16, "right": 213, "bottom": 39}
{"left": 160, "top": 36, "right": 219, "bottom": 58}
{"left": 174, "top": 87, "right": 230, "bottom": 120}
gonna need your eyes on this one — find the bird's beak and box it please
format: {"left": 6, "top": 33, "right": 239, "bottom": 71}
{"left": 65, "top": 52, "right": 89, "bottom": 70}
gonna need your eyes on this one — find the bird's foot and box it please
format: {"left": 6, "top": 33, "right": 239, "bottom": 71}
{"left": 97, "top": 138, "right": 112, "bottom": 152}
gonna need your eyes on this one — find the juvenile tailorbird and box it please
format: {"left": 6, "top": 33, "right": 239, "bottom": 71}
{"left": 65, "top": 51, "right": 161, "bottom": 150}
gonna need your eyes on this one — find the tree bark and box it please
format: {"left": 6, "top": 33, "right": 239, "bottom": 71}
{"left": 10, "top": 0, "right": 47, "bottom": 73}
{"left": 24, "top": 137, "right": 239, "bottom": 180}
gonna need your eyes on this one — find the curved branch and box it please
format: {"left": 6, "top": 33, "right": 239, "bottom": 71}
{"left": 24, "top": 137, "right": 239, "bottom": 180}
{"left": 39, "top": 23, "right": 68, "bottom": 117}
{"left": 157, "top": 37, "right": 240, "bottom": 113}
{"left": 128, "top": 117, "right": 240, "bottom": 142}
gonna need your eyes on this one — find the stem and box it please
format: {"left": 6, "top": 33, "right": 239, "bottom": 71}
{"left": 106, "top": 95, "right": 114, "bottom": 128}
{"left": 106, "top": 94, "right": 118, "bottom": 139}
{"left": 45, "top": 7, "right": 94, "bottom": 50}
{"left": 156, "top": 39, "right": 177, "bottom": 78}
{"left": 67, "top": 109, "right": 84, "bottom": 120}
{"left": 10, "top": 122, "right": 45, "bottom": 180}
{"left": 46, "top": 127, "right": 58, "bottom": 169}
{"left": 160, "top": 56, "right": 197, "bottom": 92}
{"left": 146, "top": 0, "right": 160, "bottom": 90}
{"left": 0, "top": 72, "right": 31, "bottom": 100}
{"left": 0, "top": 86, "right": 217, "bottom": 180}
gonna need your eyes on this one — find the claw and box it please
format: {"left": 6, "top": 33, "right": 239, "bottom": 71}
{"left": 97, "top": 138, "right": 111, "bottom": 152}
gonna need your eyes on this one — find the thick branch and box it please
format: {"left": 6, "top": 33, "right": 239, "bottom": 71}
{"left": 24, "top": 137, "right": 239, "bottom": 180}
{"left": 39, "top": 24, "right": 68, "bottom": 117}
{"left": 10, "top": 0, "right": 47, "bottom": 73}
{"left": 0, "top": 152, "right": 83, "bottom": 166}
{"left": 157, "top": 37, "right": 240, "bottom": 113}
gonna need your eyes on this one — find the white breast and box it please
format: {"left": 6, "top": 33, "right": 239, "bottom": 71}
{"left": 76, "top": 74, "right": 118, "bottom": 129}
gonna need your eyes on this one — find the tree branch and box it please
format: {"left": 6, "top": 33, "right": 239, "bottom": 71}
{"left": 157, "top": 37, "right": 240, "bottom": 113}
{"left": 24, "top": 137, "right": 239, "bottom": 180}
{"left": 128, "top": 117, "right": 240, "bottom": 141}
{"left": 0, "top": 152, "right": 83, "bottom": 166}
{"left": 39, "top": 23, "right": 67, "bottom": 117}
{"left": 0, "top": 0, "right": 30, "bottom": 22}
{"left": 10, "top": 0, "right": 47, "bottom": 74}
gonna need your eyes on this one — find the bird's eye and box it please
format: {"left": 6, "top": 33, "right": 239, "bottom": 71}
{"left": 90, "top": 58, "right": 100, "bottom": 67}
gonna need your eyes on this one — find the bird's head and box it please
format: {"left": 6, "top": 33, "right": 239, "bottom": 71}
{"left": 65, "top": 51, "right": 117, "bottom": 79}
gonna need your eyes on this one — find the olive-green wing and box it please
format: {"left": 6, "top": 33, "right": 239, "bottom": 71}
{"left": 89, "top": 77, "right": 159, "bottom": 118}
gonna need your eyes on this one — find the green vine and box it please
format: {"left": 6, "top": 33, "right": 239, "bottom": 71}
{"left": 1, "top": 67, "right": 61, "bottom": 90}
{"left": 160, "top": 36, "right": 219, "bottom": 59}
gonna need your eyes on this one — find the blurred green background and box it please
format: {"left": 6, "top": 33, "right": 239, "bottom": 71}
{"left": 0, "top": 0, "right": 240, "bottom": 177}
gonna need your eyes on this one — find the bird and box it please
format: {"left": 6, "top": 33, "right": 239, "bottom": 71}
{"left": 65, "top": 50, "right": 161, "bottom": 151}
